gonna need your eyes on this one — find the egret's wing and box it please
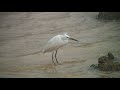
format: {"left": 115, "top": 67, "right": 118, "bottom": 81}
{"left": 43, "top": 35, "right": 62, "bottom": 53}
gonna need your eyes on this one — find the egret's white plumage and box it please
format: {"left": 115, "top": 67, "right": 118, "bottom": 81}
{"left": 42, "top": 32, "right": 78, "bottom": 65}
{"left": 43, "top": 33, "right": 69, "bottom": 53}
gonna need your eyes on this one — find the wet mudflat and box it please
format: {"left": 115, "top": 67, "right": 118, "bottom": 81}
{"left": 0, "top": 12, "right": 120, "bottom": 78}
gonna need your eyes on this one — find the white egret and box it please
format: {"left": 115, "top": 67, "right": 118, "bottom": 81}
{"left": 42, "top": 32, "right": 78, "bottom": 65}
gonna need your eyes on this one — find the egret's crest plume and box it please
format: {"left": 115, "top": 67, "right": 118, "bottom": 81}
{"left": 63, "top": 32, "right": 68, "bottom": 35}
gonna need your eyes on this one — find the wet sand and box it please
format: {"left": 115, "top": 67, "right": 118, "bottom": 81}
{"left": 0, "top": 12, "right": 120, "bottom": 78}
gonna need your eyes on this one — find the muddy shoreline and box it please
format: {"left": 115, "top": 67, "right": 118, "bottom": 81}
{"left": 0, "top": 12, "right": 120, "bottom": 78}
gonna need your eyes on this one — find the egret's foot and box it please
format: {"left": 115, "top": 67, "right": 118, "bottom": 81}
{"left": 57, "top": 63, "right": 62, "bottom": 65}
{"left": 56, "top": 60, "right": 61, "bottom": 65}
{"left": 52, "top": 63, "right": 57, "bottom": 66}
{"left": 53, "top": 63, "right": 61, "bottom": 66}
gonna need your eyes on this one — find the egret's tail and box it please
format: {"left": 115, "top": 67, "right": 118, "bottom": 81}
{"left": 42, "top": 49, "right": 46, "bottom": 54}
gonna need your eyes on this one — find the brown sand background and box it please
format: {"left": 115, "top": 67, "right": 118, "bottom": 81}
{"left": 0, "top": 12, "right": 120, "bottom": 78}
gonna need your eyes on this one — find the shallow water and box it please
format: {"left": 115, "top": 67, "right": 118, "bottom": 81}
{"left": 0, "top": 12, "right": 120, "bottom": 78}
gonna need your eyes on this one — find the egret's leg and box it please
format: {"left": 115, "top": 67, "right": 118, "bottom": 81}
{"left": 55, "top": 50, "right": 60, "bottom": 64}
{"left": 52, "top": 52, "right": 56, "bottom": 65}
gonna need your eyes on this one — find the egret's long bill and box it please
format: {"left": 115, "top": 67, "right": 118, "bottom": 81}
{"left": 69, "top": 37, "right": 78, "bottom": 42}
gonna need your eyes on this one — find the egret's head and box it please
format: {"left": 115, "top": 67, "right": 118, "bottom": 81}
{"left": 63, "top": 32, "right": 70, "bottom": 38}
{"left": 63, "top": 32, "right": 78, "bottom": 42}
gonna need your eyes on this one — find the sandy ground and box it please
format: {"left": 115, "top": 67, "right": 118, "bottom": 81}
{"left": 0, "top": 12, "right": 120, "bottom": 78}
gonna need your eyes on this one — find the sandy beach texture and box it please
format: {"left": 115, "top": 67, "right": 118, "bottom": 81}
{"left": 0, "top": 12, "right": 120, "bottom": 78}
